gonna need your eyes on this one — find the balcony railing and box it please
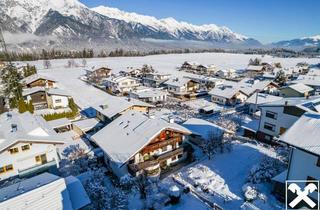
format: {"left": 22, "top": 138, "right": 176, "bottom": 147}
{"left": 128, "top": 146, "right": 188, "bottom": 174}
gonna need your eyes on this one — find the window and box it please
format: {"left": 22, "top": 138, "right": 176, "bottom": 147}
{"left": 162, "top": 146, "right": 167, "bottom": 152}
{"left": 264, "top": 123, "right": 275, "bottom": 131}
{"left": 316, "top": 157, "right": 320, "bottom": 167}
{"left": 172, "top": 156, "right": 177, "bottom": 161}
{"left": 266, "top": 111, "right": 277, "bottom": 119}
{"left": 283, "top": 106, "right": 305, "bottom": 117}
{"left": 9, "top": 147, "right": 19, "bottom": 154}
{"left": 35, "top": 155, "right": 41, "bottom": 162}
{"left": 0, "top": 164, "right": 14, "bottom": 174}
{"left": 55, "top": 99, "right": 62, "bottom": 103}
{"left": 21, "top": 144, "right": 30, "bottom": 151}
{"left": 5, "top": 164, "right": 13, "bottom": 172}
{"left": 177, "top": 154, "right": 183, "bottom": 159}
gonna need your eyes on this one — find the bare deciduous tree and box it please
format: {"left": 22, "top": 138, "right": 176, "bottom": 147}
{"left": 43, "top": 60, "right": 51, "bottom": 69}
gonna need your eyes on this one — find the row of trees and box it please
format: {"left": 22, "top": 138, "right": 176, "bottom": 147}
{"left": 22, "top": 64, "right": 37, "bottom": 77}
{"left": 17, "top": 99, "right": 34, "bottom": 113}
{"left": 2, "top": 46, "right": 315, "bottom": 62}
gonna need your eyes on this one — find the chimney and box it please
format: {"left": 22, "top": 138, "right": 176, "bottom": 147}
{"left": 168, "top": 117, "right": 175, "bottom": 123}
{"left": 6, "top": 112, "right": 12, "bottom": 120}
{"left": 284, "top": 101, "right": 288, "bottom": 106}
{"left": 11, "top": 124, "right": 17, "bottom": 132}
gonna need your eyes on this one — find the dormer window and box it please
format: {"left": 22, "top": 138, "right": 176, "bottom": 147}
{"left": 22, "top": 144, "right": 30, "bottom": 151}
{"left": 9, "top": 147, "right": 19, "bottom": 154}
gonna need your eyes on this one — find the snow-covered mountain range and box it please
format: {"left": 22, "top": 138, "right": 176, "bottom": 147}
{"left": 272, "top": 35, "right": 320, "bottom": 48}
{"left": 0, "top": 0, "right": 261, "bottom": 50}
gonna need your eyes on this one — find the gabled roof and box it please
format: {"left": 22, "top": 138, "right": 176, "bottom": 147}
{"left": 22, "top": 87, "right": 46, "bottom": 96}
{"left": 130, "top": 88, "right": 168, "bottom": 98}
{"left": 280, "top": 112, "right": 320, "bottom": 156}
{"left": 72, "top": 118, "right": 101, "bottom": 132}
{"left": 164, "top": 77, "right": 191, "bottom": 87}
{"left": 0, "top": 173, "right": 90, "bottom": 210}
{"left": 182, "top": 118, "right": 233, "bottom": 140}
{"left": 91, "top": 110, "right": 191, "bottom": 166}
{"left": 105, "top": 75, "right": 137, "bottom": 83}
{"left": 258, "top": 96, "right": 320, "bottom": 113}
{"left": 47, "top": 88, "right": 71, "bottom": 97}
{"left": 246, "top": 93, "right": 283, "bottom": 105}
{"left": 92, "top": 95, "right": 154, "bottom": 119}
{"left": 291, "top": 75, "right": 320, "bottom": 87}
{"left": 0, "top": 111, "right": 64, "bottom": 153}
{"left": 283, "top": 83, "right": 314, "bottom": 94}
{"left": 246, "top": 65, "right": 264, "bottom": 71}
{"left": 21, "top": 74, "right": 56, "bottom": 85}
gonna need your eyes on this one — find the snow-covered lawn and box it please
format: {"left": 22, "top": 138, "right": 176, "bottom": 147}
{"left": 163, "top": 142, "right": 284, "bottom": 210}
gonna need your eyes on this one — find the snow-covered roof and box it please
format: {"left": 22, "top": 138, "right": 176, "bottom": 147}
{"left": 182, "top": 118, "right": 233, "bottom": 140}
{"left": 280, "top": 112, "right": 320, "bottom": 156}
{"left": 246, "top": 65, "right": 264, "bottom": 71}
{"left": 259, "top": 96, "right": 320, "bottom": 113}
{"left": 21, "top": 74, "right": 56, "bottom": 85}
{"left": 91, "top": 110, "right": 191, "bottom": 166}
{"left": 284, "top": 83, "right": 314, "bottom": 94}
{"left": 65, "top": 175, "right": 91, "bottom": 210}
{"left": 130, "top": 88, "right": 168, "bottom": 98}
{"left": 47, "top": 118, "right": 71, "bottom": 129}
{"left": 209, "top": 84, "right": 241, "bottom": 99}
{"left": 22, "top": 87, "right": 46, "bottom": 96}
{"left": 246, "top": 93, "right": 283, "bottom": 105}
{"left": 47, "top": 88, "right": 71, "bottom": 96}
{"left": 0, "top": 111, "right": 65, "bottom": 153}
{"left": 0, "top": 173, "right": 90, "bottom": 210}
{"left": 184, "top": 74, "right": 223, "bottom": 83}
{"left": 164, "top": 77, "right": 191, "bottom": 87}
{"left": 291, "top": 75, "right": 320, "bottom": 87}
{"left": 91, "top": 94, "right": 153, "bottom": 119}
{"left": 72, "top": 118, "right": 101, "bottom": 132}
{"left": 105, "top": 75, "right": 137, "bottom": 83}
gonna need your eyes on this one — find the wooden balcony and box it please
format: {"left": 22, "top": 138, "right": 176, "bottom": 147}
{"left": 141, "top": 136, "right": 182, "bottom": 154}
{"left": 128, "top": 145, "right": 191, "bottom": 174}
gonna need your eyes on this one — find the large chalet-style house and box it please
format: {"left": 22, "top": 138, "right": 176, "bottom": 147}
{"left": 256, "top": 96, "right": 320, "bottom": 143}
{"left": 272, "top": 112, "right": 320, "bottom": 201}
{"left": 86, "top": 67, "right": 112, "bottom": 85}
{"left": 142, "top": 72, "right": 170, "bottom": 88}
{"left": 23, "top": 87, "right": 72, "bottom": 110}
{"left": 0, "top": 173, "right": 91, "bottom": 210}
{"left": 21, "top": 74, "right": 57, "bottom": 89}
{"left": 209, "top": 79, "right": 279, "bottom": 106}
{"left": 0, "top": 111, "right": 64, "bottom": 181}
{"left": 91, "top": 110, "right": 192, "bottom": 178}
{"left": 105, "top": 75, "right": 140, "bottom": 94}
{"left": 164, "top": 77, "right": 200, "bottom": 98}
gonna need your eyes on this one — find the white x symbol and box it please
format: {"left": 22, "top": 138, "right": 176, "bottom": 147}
{"left": 288, "top": 183, "right": 317, "bottom": 208}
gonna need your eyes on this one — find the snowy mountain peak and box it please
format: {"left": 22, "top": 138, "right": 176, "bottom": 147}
{"left": 301, "top": 35, "right": 320, "bottom": 41}
{"left": 91, "top": 5, "right": 248, "bottom": 41}
{"left": 0, "top": 0, "right": 261, "bottom": 50}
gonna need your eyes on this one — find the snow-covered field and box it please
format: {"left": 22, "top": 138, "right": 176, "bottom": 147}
{"left": 24, "top": 52, "right": 320, "bottom": 109}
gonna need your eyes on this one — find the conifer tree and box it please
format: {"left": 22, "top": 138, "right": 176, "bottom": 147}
{"left": 18, "top": 99, "right": 27, "bottom": 113}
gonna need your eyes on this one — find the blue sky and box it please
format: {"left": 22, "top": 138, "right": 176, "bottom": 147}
{"left": 80, "top": 0, "right": 320, "bottom": 43}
